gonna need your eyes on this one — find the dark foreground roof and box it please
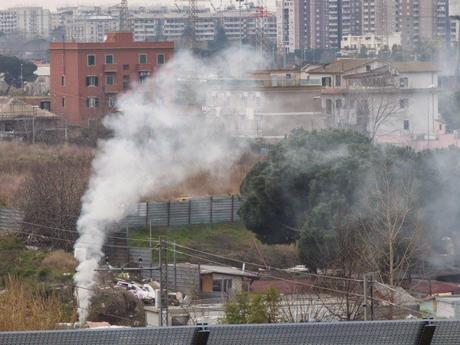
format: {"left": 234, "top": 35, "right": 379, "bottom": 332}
{"left": 0, "top": 320, "right": 459, "bottom": 345}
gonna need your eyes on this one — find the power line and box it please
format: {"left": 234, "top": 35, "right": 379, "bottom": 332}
{"left": 168, "top": 241, "right": 363, "bottom": 282}
{"left": 9, "top": 227, "right": 148, "bottom": 250}
{"left": 168, "top": 246, "right": 426, "bottom": 317}
{"left": 19, "top": 220, "right": 159, "bottom": 245}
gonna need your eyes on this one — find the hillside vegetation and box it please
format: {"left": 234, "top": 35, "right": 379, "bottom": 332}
{"left": 130, "top": 222, "right": 299, "bottom": 268}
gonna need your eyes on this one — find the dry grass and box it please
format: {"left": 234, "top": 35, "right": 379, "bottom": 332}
{"left": 41, "top": 250, "right": 78, "bottom": 275}
{"left": 147, "top": 152, "right": 262, "bottom": 200}
{"left": 0, "top": 142, "right": 261, "bottom": 207}
{"left": 0, "top": 142, "right": 94, "bottom": 208}
{"left": 0, "top": 276, "right": 64, "bottom": 331}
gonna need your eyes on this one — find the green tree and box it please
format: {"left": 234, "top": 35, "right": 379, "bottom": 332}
{"left": 222, "top": 288, "right": 281, "bottom": 324}
{"left": 239, "top": 129, "right": 373, "bottom": 245}
{"left": 0, "top": 55, "right": 37, "bottom": 89}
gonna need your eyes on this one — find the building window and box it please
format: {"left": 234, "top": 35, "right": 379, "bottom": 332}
{"left": 61, "top": 75, "right": 65, "bottom": 86}
{"left": 400, "top": 77, "right": 408, "bottom": 88}
{"left": 107, "top": 94, "right": 117, "bottom": 107}
{"left": 157, "top": 54, "right": 165, "bottom": 65}
{"left": 212, "top": 279, "right": 232, "bottom": 292}
{"left": 105, "top": 54, "right": 114, "bottom": 64}
{"left": 86, "top": 76, "right": 99, "bottom": 87}
{"left": 86, "top": 97, "right": 99, "bottom": 108}
{"left": 106, "top": 74, "right": 115, "bottom": 85}
{"left": 326, "top": 99, "right": 333, "bottom": 115}
{"left": 335, "top": 75, "right": 341, "bottom": 87}
{"left": 400, "top": 98, "right": 409, "bottom": 108}
{"left": 322, "top": 77, "right": 332, "bottom": 87}
{"left": 403, "top": 120, "right": 410, "bottom": 130}
{"left": 139, "top": 54, "right": 148, "bottom": 64}
{"left": 123, "top": 64, "right": 129, "bottom": 70}
{"left": 139, "top": 71, "right": 150, "bottom": 83}
{"left": 123, "top": 75, "right": 130, "bottom": 90}
{"left": 61, "top": 97, "right": 65, "bottom": 108}
{"left": 336, "top": 99, "right": 342, "bottom": 110}
{"left": 87, "top": 54, "right": 96, "bottom": 66}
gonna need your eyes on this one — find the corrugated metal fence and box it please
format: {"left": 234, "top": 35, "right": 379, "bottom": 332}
{"left": 122, "top": 196, "right": 241, "bottom": 228}
{"left": 0, "top": 208, "right": 24, "bottom": 232}
{"left": 0, "top": 196, "right": 242, "bottom": 233}
{"left": 0, "top": 320, "right": 459, "bottom": 345}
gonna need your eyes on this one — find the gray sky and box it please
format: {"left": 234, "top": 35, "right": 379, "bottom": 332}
{"left": 1, "top": 0, "right": 276, "bottom": 11}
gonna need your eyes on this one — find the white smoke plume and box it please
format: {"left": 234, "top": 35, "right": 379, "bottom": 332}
{"left": 73, "top": 47, "right": 266, "bottom": 322}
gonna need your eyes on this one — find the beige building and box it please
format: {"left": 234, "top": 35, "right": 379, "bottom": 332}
{"left": 341, "top": 32, "right": 402, "bottom": 56}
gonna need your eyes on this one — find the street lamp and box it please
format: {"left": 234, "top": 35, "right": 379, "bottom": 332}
{"left": 20, "top": 63, "right": 24, "bottom": 90}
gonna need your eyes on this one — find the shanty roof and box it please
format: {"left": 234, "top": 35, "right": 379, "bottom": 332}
{"left": 411, "top": 279, "right": 460, "bottom": 296}
{"left": 308, "top": 59, "right": 373, "bottom": 74}
{"left": 391, "top": 61, "right": 439, "bottom": 73}
{"left": 199, "top": 264, "right": 258, "bottom": 278}
{"left": 0, "top": 97, "right": 56, "bottom": 118}
{"left": 309, "top": 59, "right": 439, "bottom": 75}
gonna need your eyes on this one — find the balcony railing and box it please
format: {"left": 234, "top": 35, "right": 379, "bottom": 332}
{"left": 136, "top": 63, "right": 153, "bottom": 72}
{"left": 103, "top": 83, "right": 121, "bottom": 93}
{"left": 103, "top": 64, "right": 119, "bottom": 73}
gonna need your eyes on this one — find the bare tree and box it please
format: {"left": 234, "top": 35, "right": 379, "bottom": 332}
{"left": 353, "top": 91, "right": 402, "bottom": 140}
{"left": 20, "top": 154, "right": 91, "bottom": 250}
{"left": 359, "top": 159, "right": 425, "bottom": 318}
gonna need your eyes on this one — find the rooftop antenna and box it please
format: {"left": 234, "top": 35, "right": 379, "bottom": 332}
{"left": 119, "top": 0, "right": 130, "bottom": 32}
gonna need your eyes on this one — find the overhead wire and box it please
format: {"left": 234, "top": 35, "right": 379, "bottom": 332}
{"left": 167, "top": 240, "right": 364, "bottom": 282}
{"left": 167, "top": 246, "right": 426, "bottom": 317}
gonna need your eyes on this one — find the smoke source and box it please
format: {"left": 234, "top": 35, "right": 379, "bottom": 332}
{"left": 73, "top": 48, "right": 265, "bottom": 322}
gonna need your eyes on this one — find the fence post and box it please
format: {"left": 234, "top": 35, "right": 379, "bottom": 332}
{"left": 209, "top": 196, "right": 213, "bottom": 224}
{"left": 231, "top": 195, "right": 235, "bottom": 222}
{"left": 145, "top": 202, "right": 149, "bottom": 229}
{"left": 188, "top": 199, "right": 192, "bottom": 225}
{"left": 167, "top": 201, "right": 171, "bottom": 227}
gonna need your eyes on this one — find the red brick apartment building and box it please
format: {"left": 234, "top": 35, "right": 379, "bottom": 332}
{"left": 49, "top": 32, "right": 174, "bottom": 126}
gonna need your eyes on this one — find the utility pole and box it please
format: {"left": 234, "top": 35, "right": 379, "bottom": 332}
{"left": 363, "top": 273, "right": 368, "bottom": 321}
{"left": 159, "top": 237, "right": 169, "bottom": 326}
{"left": 32, "top": 106, "right": 37, "bottom": 144}
{"left": 363, "top": 273, "right": 375, "bottom": 321}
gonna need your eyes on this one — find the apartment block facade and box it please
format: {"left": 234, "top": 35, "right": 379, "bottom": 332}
{"left": 277, "top": 0, "right": 451, "bottom": 53}
{"left": 49, "top": 32, "right": 174, "bottom": 126}
{"left": 0, "top": 6, "right": 51, "bottom": 38}
{"left": 277, "top": 0, "right": 364, "bottom": 53}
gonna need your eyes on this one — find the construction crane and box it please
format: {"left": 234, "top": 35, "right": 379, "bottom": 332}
{"left": 175, "top": 0, "right": 208, "bottom": 48}
{"left": 119, "top": 0, "right": 130, "bottom": 32}
{"left": 253, "top": 0, "right": 269, "bottom": 52}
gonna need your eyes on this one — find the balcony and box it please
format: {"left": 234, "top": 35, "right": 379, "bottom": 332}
{"left": 136, "top": 63, "right": 153, "bottom": 72}
{"left": 103, "top": 83, "right": 121, "bottom": 93}
{"left": 103, "top": 64, "right": 119, "bottom": 73}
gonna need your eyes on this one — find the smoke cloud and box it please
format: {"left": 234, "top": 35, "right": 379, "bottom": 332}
{"left": 73, "top": 47, "right": 266, "bottom": 321}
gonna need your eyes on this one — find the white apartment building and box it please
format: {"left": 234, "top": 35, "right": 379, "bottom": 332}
{"left": 9, "top": 7, "right": 51, "bottom": 38}
{"left": 65, "top": 16, "right": 118, "bottom": 42}
{"left": 0, "top": 10, "right": 17, "bottom": 35}
{"left": 132, "top": 8, "right": 276, "bottom": 44}
{"left": 306, "top": 59, "right": 440, "bottom": 140}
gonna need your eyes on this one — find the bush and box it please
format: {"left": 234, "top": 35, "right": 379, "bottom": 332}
{"left": 87, "top": 288, "right": 146, "bottom": 327}
{"left": 41, "top": 250, "right": 78, "bottom": 274}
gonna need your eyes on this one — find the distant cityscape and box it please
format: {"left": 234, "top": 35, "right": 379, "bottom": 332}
{"left": 0, "top": 1, "right": 460, "bottom": 59}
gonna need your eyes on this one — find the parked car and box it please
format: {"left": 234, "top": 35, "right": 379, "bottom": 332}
{"left": 115, "top": 280, "right": 156, "bottom": 304}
